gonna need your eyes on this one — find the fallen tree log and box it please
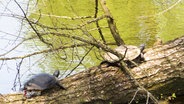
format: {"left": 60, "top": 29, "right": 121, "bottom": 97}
{"left": 0, "top": 36, "right": 184, "bottom": 104}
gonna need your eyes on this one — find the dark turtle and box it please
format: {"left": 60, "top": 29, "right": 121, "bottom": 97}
{"left": 22, "top": 70, "right": 65, "bottom": 98}
{"left": 102, "top": 44, "right": 145, "bottom": 67}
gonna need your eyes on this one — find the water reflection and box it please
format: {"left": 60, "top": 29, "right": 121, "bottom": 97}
{"left": 108, "top": 0, "right": 184, "bottom": 46}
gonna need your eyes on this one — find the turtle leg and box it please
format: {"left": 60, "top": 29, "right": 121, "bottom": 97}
{"left": 125, "top": 54, "right": 145, "bottom": 68}
{"left": 124, "top": 60, "right": 132, "bottom": 68}
{"left": 135, "top": 54, "right": 145, "bottom": 63}
{"left": 26, "top": 91, "right": 42, "bottom": 98}
{"left": 25, "top": 91, "right": 33, "bottom": 98}
{"left": 140, "top": 53, "right": 145, "bottom": 62}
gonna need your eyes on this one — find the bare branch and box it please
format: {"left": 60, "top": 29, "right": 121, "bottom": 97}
{"left": 12, "top": 58, "right": 23, "bottom": 91}
{"left": 30, "top": 12, "right": 93, "bottom": 20}
{"left": 94, "top": 0, "right": 106, "bottom": 44}
{"left": 14, "top": 0, "right": 53, "bottom": 46}
{"left": 100, "top": 0, "right": 124, "bottom": 46}
{"left": 0, "top": 43, "right": 87, "bottom": 60}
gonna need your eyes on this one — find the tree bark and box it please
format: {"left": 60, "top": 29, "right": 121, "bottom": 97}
{"left": 0, "top": 36, "right": 184, "bottom": 104}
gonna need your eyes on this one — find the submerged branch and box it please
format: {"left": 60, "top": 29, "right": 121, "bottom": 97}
{"left": 100, "top": 0, "right": 124, "bottom": 46}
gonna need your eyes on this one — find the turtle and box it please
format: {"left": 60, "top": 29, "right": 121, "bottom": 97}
{"left": 102, "top": 44, "right": 145, "bottom": 68}
{"left": 22, "top": 70, "right": 65, "bottom": 98}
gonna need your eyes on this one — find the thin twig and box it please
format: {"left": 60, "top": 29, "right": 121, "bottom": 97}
{"left": 94, "top": 0, "right": 106, "bottom": 44}
{"left": 66, "top": 46, "right": 94, "bottom": 77}
{"left": 12, "top": 58, "right": 23, "bottom": 91}
{"left": 14, "top": 0, "right": 52, "bottom": 46}
{"left": 128, "top": 88, "right": 140, "bottom": 104}
{"left": 0, "top": 43, "right": 87, "bottom": 60}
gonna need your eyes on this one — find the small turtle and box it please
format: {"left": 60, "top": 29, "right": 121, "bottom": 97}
{"left": 22, "top": 70, "right": 65, "bottom": 98}
{"left": 102, "top": 44, "right": 145, "bottom": 67}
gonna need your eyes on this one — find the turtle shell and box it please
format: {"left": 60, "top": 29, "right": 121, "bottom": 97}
{"left": 103, "top": 45, "right": 141, "bottom": 62}
{"left": 23, "top": 73, "right": 58, "bottom": 91}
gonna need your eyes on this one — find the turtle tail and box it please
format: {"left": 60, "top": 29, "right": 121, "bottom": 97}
{"left": 56, "top": 83, "right": 66, "bottom": 90}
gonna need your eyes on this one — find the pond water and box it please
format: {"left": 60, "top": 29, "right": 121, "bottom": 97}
{"left": 0, "top": 0, "right": 184, "bottom": 95}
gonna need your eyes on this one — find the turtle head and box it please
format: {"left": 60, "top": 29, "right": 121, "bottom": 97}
{"left": 20, "top": 81, "right": 30, "bottom": 91}
{"left": 53, "top": 70, "right": 60, "bottom": 77}
{"left": 139, "top": 44, "right": 145, "bottom": 52}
